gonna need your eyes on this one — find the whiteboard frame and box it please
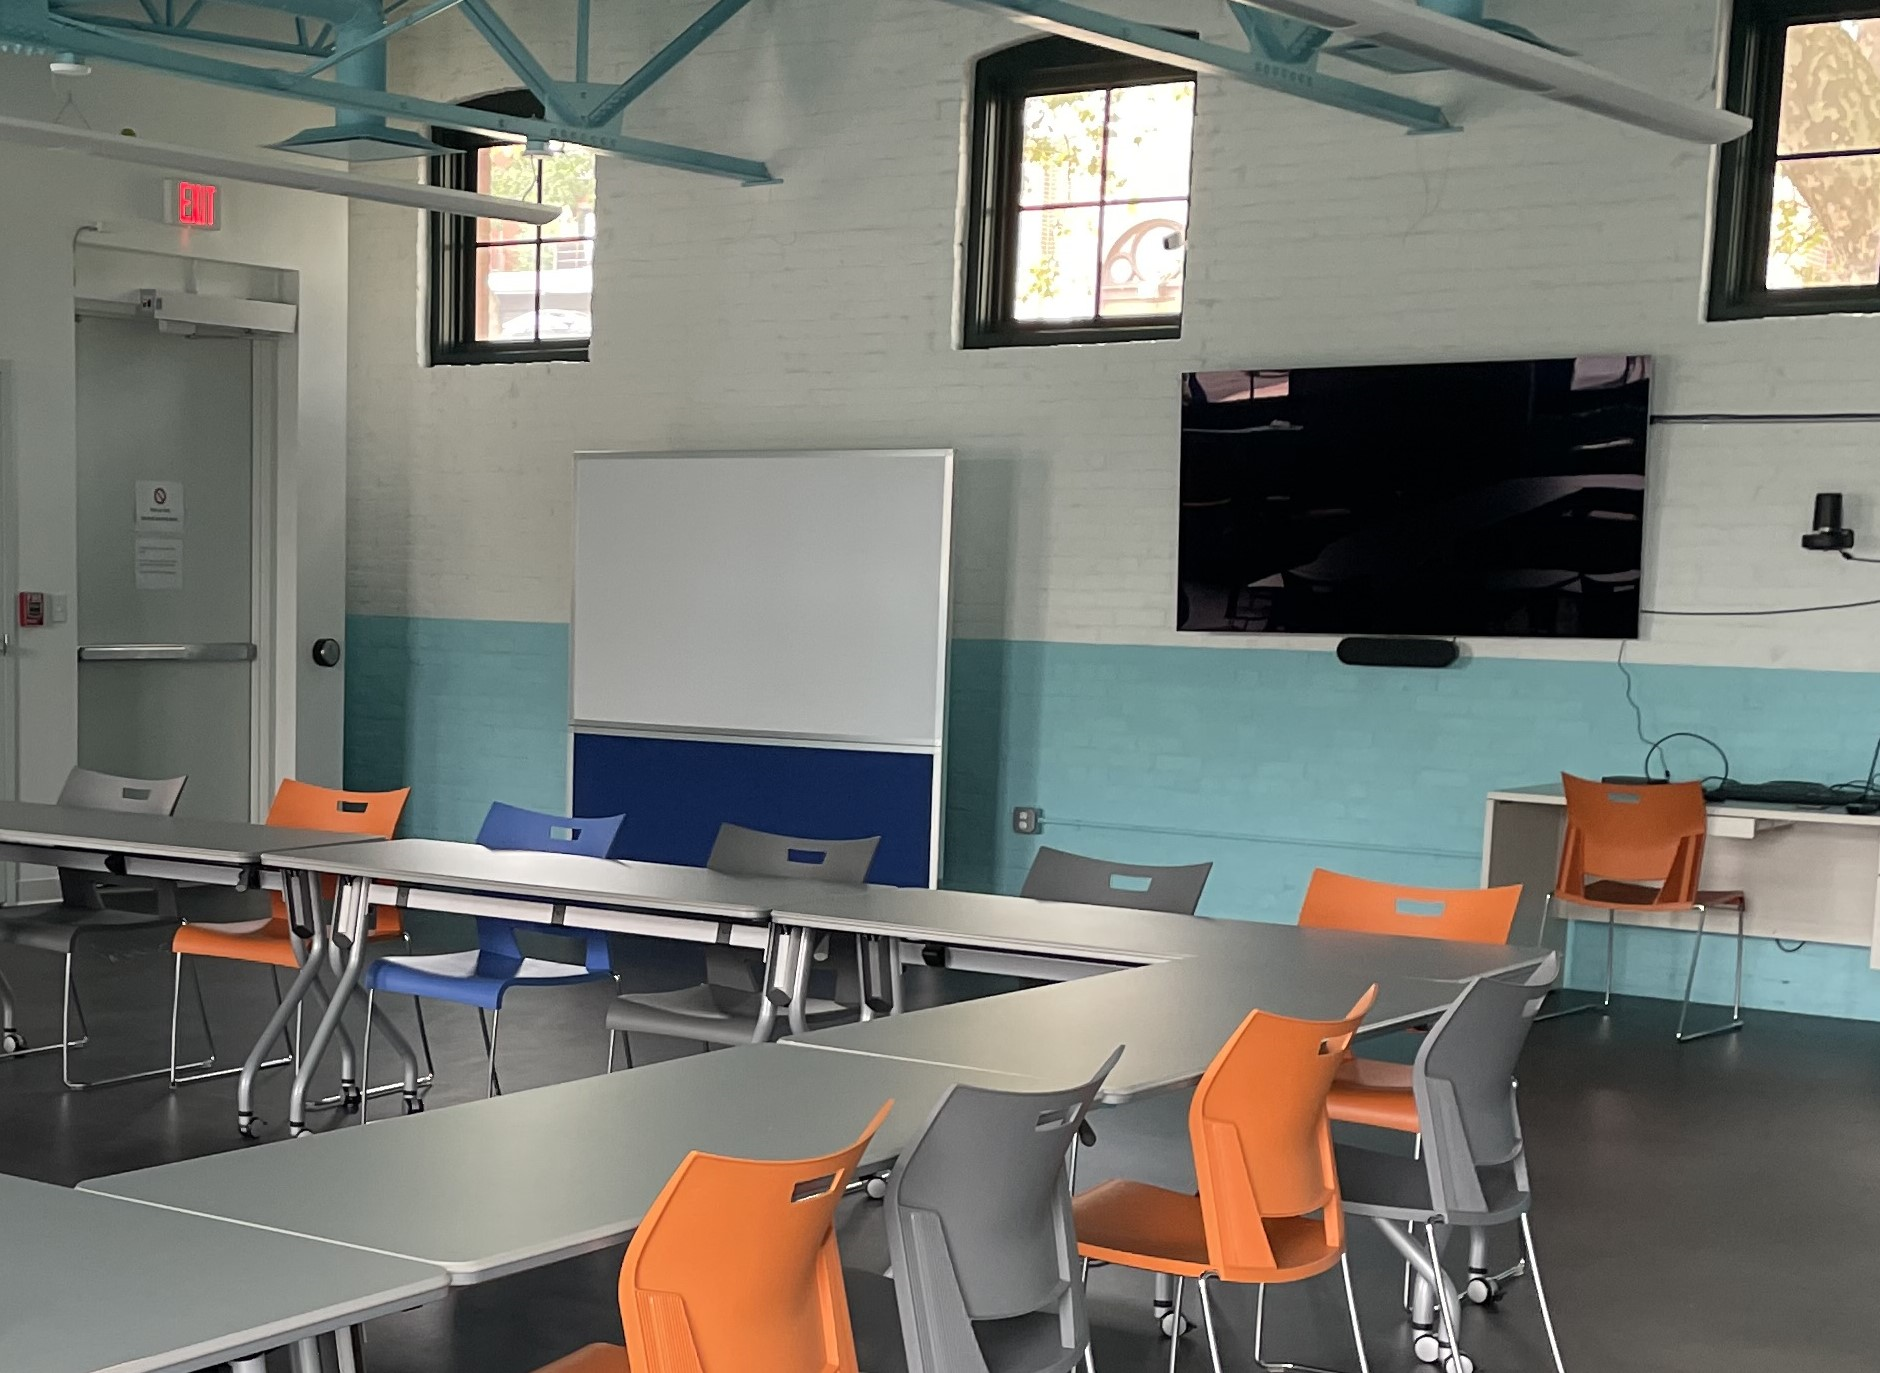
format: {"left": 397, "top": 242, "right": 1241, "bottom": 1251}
{"left": 567, "top": 448, "right": 954, "bottom": 888}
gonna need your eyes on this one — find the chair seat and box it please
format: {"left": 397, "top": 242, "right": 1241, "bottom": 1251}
{"left": 1073, "top": 1179, "right": 1338, "bottom": 1282}
{"left": 1561, "top": 881, "right": 1746, "bottom": 914}
{"left": 1334, "top": 1143, "right": 1528, "bottom": 1228}
{"left": 532, "top": 1343, "right": 627, "bottom": 1373}
{"left": 366, "top": 949, "right": 611, "bottom": 1011}
{"left": 606, "top": 985, "right": 854, "bottom": 1048}
{"left": 1327, "top": 1056, "right": 1419, "bottom": 1133}
{"left": 174, "top": 913, "right": 406, "bottom": 969}
{"left": 0, "top": 903, "right": 178, "bottom": 955}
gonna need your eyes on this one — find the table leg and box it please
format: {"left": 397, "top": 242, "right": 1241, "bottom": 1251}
{"left": 238, "top": 870, "right": 332, "bottom": 1139}
{"left": 859, "top": 935, "right": 896, "bottom": 1020}
{"left": 288, "top": 876, "right": 373, "bottom": 1137}
{"left": 787, "top": 933, "right": 817, "bottom": 1037}
{"left": 753, "top": 923, "right": 796, "bottom": 1043}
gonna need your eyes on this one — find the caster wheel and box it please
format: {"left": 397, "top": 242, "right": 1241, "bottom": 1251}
{"left": 864, "top": 1176, "right": 887, "bottom": 1201}
{"left": 341, "top": 1082, "right": 363, "bottom": 1114}
{"left": 1158, "top": 1311, "right": 1190, "bottom": 1338}
{"left": 1443, "top": 1356, "right": 1474, "bottom": 1373}
{"left": 1465, "top": 1274, "right": 1502, "bottom": 1306}
{"left": 237, "top": 1113, "right": 260, "bottom": 1140}
{"left": 1, "top": 1031, "right": 26, "bottom": 1054}
{"left": 402, "top": 1094, "right": 425, "bottom": 1116}
{"left": 238, "top": 1124, "right": 258, "bottom": 1140}
{"left": 1414, "top": 1333, "right": 1441, "bottom": 1365}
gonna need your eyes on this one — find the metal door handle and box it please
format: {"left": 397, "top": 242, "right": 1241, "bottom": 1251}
{"left": 78, "top": 642, "right": 258, "bottom": 662}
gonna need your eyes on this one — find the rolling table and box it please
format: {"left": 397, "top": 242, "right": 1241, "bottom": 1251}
{"left": 770, "top": 884, "right": 1551, "bottom": 1016}
{"left": 256, "top": 838, "right": 799, "bottom": 1136}
{"left": 83, "top": 1042, "right": 1042, "bottom": 1284}
{"left": 0, "top": 1173, "right": 445, "bottom": 1373}
{"left": 0, "top": 803, "right": 391, "bottom": 1088}
{"left": 786, "top": 943, "right": 1551, "bottom": 1103}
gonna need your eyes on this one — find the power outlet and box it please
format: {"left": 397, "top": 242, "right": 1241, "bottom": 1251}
{"left": 1012, "top": 806, "right": 1042, "bottom": 835}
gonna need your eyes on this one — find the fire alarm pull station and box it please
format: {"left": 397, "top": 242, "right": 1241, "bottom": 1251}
{"left": 18, "top": 592, "right": 45, "bottom": 627}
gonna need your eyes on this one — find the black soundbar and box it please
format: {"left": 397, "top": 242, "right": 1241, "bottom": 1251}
{"left": 1336, "top": 637, "right": 1460, "bottom": 669}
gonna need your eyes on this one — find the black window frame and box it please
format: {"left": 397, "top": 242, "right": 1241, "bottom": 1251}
{"left": 1710, "top": 0, "right": 1880, "bottom": 320}
{"left": 428, "top": 88, "right": 592, "bottom": 366}
{"left": 962, "top": 36, "right": 1196, "bottom": 350}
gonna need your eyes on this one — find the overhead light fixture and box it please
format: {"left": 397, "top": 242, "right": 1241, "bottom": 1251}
{"left": 523, "top": 137, "right": 559, "bottom": 159}
{"left": 0, "top": 114, "right": 562, "bottom": 225}
{"left": 1229, "top": 0, "right": 1752, "bottom": 144}
{"left": 49, "top": 52, "right": 90, "bottom": 76}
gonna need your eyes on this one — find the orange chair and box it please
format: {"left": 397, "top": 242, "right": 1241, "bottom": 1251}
{"left": 1303, "top": 870, "right": 1526, "bottom": 1314}
{"left": 1299, "top": 869, "right": 1520, "bottom": 1134}
{"left": 1073, "top": 988, "right": 1377, "bottom": 1372}
{"left": 1544, "top": 773, "right": 1745, "bottom": 1042}
{"left": 534, "top": 1101, "right": 893, "bottom": 1373}
{"left": 170, "top": 780, "right": 415, "bottom": 1086}
{"left": 1298, "top": 867, "right": 1521, "bottom": 945}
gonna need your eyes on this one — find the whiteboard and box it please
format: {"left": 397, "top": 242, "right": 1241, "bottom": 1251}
{"left": 572, "top": 450, "right": 953, "bottom": 746}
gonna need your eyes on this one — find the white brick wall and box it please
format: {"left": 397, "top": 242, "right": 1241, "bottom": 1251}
{"left": 347, "top": 0, "right": 1880, "bottom": 671}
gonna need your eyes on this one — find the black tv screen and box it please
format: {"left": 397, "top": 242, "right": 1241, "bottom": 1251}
{"left": 1178, "top": 356, "right": 1651, "bottom": 639}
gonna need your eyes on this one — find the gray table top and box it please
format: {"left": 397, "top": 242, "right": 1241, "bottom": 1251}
{"left": 0, "top": 1174, "right": 445, "bottom": 1373}
{"left": 0, "top": 801, "right": 359, "bottom": 866}
{"left": 261, "top": 838, "right": 776, "bottom": 921}
{"left": 771, "top": 883, "right": 1549, "bottom": 977}
{"left": 83, "top": 1043, "right": 1044, "bottom": 1284}
{"left": 787, "top": 953, "right": 1540, "bottom": 1103}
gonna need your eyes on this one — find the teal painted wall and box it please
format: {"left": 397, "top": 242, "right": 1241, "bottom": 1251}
{"left": 343, "top": 618, "right": 1880, "bottom": 1019}
{"left": 344, "top": 615, "right": 570, "bottom": 842}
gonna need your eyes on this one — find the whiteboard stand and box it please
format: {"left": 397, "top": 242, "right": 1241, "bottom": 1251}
{"left": 568, "top": 450, "right": 953, "bottom": 886}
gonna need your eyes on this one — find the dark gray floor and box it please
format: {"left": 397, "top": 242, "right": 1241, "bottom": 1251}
{"left": 2, "top": 924, "right": 1875, "bottom": 1372}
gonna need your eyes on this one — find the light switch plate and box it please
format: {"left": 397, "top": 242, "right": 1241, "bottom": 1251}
{"left": 48, "top": 594, "right": 68, "bottom": 624}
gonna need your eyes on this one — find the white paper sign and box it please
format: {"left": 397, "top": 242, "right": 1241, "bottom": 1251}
{"left": 134, "top": 536, "right": 184, "bottom": 590}
{"left": 136, "top": 481, "right": 185, "bottom": 531}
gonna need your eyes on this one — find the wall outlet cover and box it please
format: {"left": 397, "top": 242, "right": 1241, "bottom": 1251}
{"left": 1012, "top": 806, "right": 1041, "bottom": 835}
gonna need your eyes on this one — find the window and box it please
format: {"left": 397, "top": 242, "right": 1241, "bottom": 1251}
{"left": 1711, "top": 3, "right": 1880, "bottom": 319}
{"left": 429, "top": 89, "right": 598, "bottom": 364}
{"left": 963, "top": 37, "right": 1196, "bottom": 348}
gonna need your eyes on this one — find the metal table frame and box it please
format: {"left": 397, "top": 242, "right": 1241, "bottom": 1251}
{"left": 263, "top": 841, "right": 801, "bottom": 1135}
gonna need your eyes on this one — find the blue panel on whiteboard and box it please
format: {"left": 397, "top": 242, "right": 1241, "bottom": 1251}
{"left": 572, "top": 733, "right": 935, "bottom": 888}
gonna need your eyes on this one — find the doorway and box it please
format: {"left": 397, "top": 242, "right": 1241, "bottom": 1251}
{"left": 0, "top": 365, "right": 14, "bottom": 903}
{"left": 73, "top": 315, "right": 269, "bottom": 821}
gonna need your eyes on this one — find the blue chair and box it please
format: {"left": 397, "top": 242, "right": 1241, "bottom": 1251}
{"left": 360, "top": 804, "right": 627, "bottom": 1114}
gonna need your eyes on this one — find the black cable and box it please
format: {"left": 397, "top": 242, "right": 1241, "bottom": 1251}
{"left": 1842, "top": 551, "right": 1880, "bottom": 566}
{"left": 1616, "top": 641, "right": 1650, "bottom": 751}
{"left": 1776, "top": 939, "right": 1808, "bottom": 953}
{"left": 1642, "top": 732, "right": 1731, "bottom": 784}
{"left": 1644, "top": 596, "right": 1880, "bottom": 617}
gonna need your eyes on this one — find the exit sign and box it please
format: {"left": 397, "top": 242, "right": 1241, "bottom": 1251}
{"left": 164, "top": 179, "right": 220, "bottom": 230}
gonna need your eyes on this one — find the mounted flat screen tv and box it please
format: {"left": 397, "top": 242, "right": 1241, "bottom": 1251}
{"left": 1178, "top": 356, "right": 1651, "bottom": 639}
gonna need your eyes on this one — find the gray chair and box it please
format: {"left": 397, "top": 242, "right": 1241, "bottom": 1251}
{"left": 604, "top": 824, "right": 881, "bottom": 1063}
{"left": 848, "top": 1048, "right": 1123, "bottom": 1373}
{"left": 1020, "top": 847, "right": 1212, "bottom": 916}
{"left": 0, "top": 768, "right": 211, "bottom": 1088}
{"left": 1333, "top": 955, "right": 1566, "bottom": 1373}
{"left": 1013, "top": 847, "right": 1211, "bottom": 1343}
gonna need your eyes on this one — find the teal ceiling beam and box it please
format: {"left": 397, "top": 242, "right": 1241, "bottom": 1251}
{"left": 19, "top": 6, "right": 778, "bottom": 181}
{"left": 298, "top": 0, "right": 460, "bottom": 76}
{"left": 1228, "top": 4, "right": 1330, "bottom": 65}
{"left": 457, "top": 0, "right": 576, "bottom": 122}
{"left": 205, "top": 0, "right": 368, "bottom": 25}
{"left": 935, "top": 0, "right": 1455, "bottom": 134}
{"left": 581, "top": 0, "right": 756, "bottom": 128}
{"left": 48, "top": 8, "right": 332, "bottom": 55}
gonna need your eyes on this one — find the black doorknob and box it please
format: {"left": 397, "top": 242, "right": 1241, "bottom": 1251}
{"left": 310, "top": 637, "right": 342, "bottom": 668}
